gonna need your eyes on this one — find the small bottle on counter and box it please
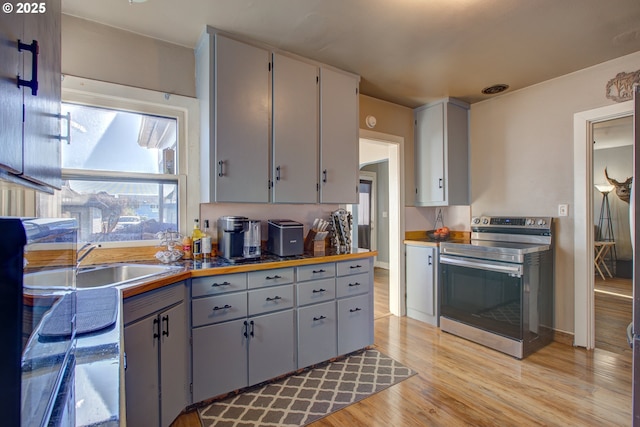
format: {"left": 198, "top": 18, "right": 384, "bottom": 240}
{"left": 182, "top": 235, "right": 192, "bottom": 260}
{"left": 192, "top": 218, "right": 204, "bottom": 261}
{"left": 201, "top": 219, "right": 212, "bottom": 261}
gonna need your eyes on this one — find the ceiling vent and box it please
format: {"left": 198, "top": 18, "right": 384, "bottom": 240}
{"left": 481, "top": 84, "right": 510, "bottom": 95}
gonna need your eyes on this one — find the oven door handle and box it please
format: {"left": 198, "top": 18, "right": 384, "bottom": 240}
{"left": 440, "top": 255, "right": 523, "bottom": 277}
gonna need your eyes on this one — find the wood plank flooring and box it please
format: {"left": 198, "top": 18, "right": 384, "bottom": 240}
{"left": 173, "top": 272, "right": 634, "bottom": 426}
{"left": 595, "top": 276, "right": 633, "bottom": 356}
{"left": 373, "top": 267, "right": 390, "bottom": 319}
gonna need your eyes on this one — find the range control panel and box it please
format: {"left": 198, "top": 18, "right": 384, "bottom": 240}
{"left": 471, "top": 216, "right": 553, "bottom": 230}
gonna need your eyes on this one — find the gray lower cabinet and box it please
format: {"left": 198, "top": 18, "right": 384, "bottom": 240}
{"left": 336, "top": 259, "right": 374, "bottom": 355}
{"left": 123, "top": 282, "right": 190, "bottom": 427}
{"left": 405, "top": 244, "right": 439, "bottom": 326}
{"left": 297, "top": 301, "right": 337, "bottom": 368}
{"left": 248, "top": 309, "right": 296, "bottom": 385}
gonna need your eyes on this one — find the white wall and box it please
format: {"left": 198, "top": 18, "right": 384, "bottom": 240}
{"left": 470, "top": 50, "right": 640, "bottom": 334}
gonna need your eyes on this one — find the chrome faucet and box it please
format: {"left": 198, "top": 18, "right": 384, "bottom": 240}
{"left": 77, "top": 243, "right": 98, "bottom": 268}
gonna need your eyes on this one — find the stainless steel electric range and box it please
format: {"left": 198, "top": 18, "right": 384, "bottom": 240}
{"left": 438, "top": 216, "right": 554, "bottom": 359}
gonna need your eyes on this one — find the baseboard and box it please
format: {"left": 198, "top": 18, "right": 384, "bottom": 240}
{"left": 374, "top": 261, "right": 389, "bottom": 269}
{"left": 553, "top": 329, "right": 574, "bottom": 346}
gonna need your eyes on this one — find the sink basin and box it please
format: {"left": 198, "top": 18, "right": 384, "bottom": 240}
{"left": 24, "top": 263, "right": 183, "bottom": 290}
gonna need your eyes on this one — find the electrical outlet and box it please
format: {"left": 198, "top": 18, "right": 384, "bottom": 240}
{"left": 558, "top": 204, "right": 569, "bottom": 217}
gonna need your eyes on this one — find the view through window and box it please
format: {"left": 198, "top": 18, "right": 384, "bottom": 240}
{"left": 39, "top": 103, "right": 180, "bottom": 242}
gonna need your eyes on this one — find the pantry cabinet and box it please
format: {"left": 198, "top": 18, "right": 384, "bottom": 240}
{"left": 196, "top": 27, "right": 359, "bottom": 204}
{"left": 0, "top": 0, "right": 62, "bottom": 191}
{"left": 414, "top": 98, "right": 469, "bottom": 206}
{"left": 319, "top": 67, "right": 359, "bottom": 204}
{"left": 405, "top": 244, "right": 439, "bottom": 326}
{"left": 196, "top": 32, "right": 270, "bottom": 203}
{"left": 123, "top": 282, "right": 189, "bottom": 427}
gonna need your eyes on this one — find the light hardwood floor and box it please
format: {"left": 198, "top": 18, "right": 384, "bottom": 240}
{"left": 595, "top": 276, "right": 633, "bottom": 357}
{"left": 173, "top": 269, "right": 634, "bottom": 427}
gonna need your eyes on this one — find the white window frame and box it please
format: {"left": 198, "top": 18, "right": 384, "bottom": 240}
{"left": 48, "top": 76, "right": 200, "bottom": 247}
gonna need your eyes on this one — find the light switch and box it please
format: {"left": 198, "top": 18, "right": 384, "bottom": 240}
{"left": 558, "top": 204, "right": 569, "bottom": 217}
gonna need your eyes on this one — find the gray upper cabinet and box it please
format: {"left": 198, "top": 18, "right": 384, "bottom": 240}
{"left": 414, "top": 98, "right": 469, "bottom": 206}
{"left": 0, "top": 0, "right": 61, "bottom": 191}
{"left": 196, "top": 31, "right": 271, "bottom": 203}
{"left": 319, "top": 67, "right": 359, "bottom": 204}
{"left": 272, "top": 53, "right": 319, "bottom": 203}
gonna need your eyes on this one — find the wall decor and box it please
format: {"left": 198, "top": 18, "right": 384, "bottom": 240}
{"left": 605, "top": 69, "right": 640, "bottom": 102}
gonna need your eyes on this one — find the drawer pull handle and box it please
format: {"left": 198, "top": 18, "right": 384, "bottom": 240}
{"left": 312, "top": 269, "right": 326, "bottom": 273}
{"left": 313, "top": 315, "right": 327, "bottom": 321}
{"left": 265, "top": 296, "right": 282, "bottom": 302}
{"left": 349, "top": 308, "right": 362, "bottom": 313}
{"left": 312, "top": 288, "right": 326, "bottom": 293}
{"left": 266, "top": 275, "right": 282, "bottom": 280}
{"left": 211, "top": 281, "right": 231, "bottom": 287}
{"left": 348, "top": 282, "right": 361, "bottom": 287}
{"left": 349, "top": 265, "right": 362, "bottom": 269}
{"left": 162, "top": 315, "right": 170, "bottom": 337}
{"left": 213, "top": 304, "right": 232, "bottom": 311}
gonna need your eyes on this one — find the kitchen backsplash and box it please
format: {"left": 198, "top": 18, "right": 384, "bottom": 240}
{"left": 405, "top": 205, "right": 471, "bottom": 231}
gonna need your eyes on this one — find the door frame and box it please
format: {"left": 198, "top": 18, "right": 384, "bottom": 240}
{"left": 573, "top": 100, "right": 633, "bottom": 348}
{"left": 358, "top": 170, "right": 377, "bottom": 253}
{"left": 358, "top": 129, "right": 405, "bottom": 317}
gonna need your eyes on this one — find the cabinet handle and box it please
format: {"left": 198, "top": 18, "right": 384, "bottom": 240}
{"left": 348, "top": 282, "right": 361, "bottom": 287}
{"left": 349, "top": 308, "right": 362, "bottom": 313}
{"left": 162, "top": 315, "right": 170, "bottom": 337}
{"left": 438, "top": 178, "right": 443, "bottom": 189}
{"left": 312, "top": 288, "right": 326, "bottom": 293}
{"left": 322, "top": 169, "right": 327, "bottom": 183}
{"left": 428, "top": 255, "right": 432, "bottom": 266}
{"left": 153, "top": 317, "right": 160, "bottom": 340}
{"left": 276, "top": 165, "right": 281, "bottom": 181}
{"left": 57, "top": 112, "right": 71, "bottom": 144}
{"left": 312, "top": 269, "right": 326, "bottom": 274}
{"left": 349, "top": 265, "right": 362, "bottom": 269}
{"left": 265, "top": 296, "right": 282, "bottom": 302}
{"left": 211, "top": 281, "right": 231, "bottom": 287}
{"left": 217, "top": 160, "right": 224, "bottom": 177}
{"left": 250, "top": 320, "right": 255, "bottom": 337}
{"left": 313, "top": 315, "right": 327, "bottom": 321}
{"left": 213, "top": 304, "right": 232, "bottom": 311}
{"left": 243, "top": 320, "right": 249, "bottom": 338}
{"left": 265, "top": 275, "right": 281, "bottom": 280}
{"left": 17, "top": 39, "right": 38, "bottom": 96}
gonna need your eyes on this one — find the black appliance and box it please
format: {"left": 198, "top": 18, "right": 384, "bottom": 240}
{"left": 267, "top": 219, "right": 303, "bottom": 257}
{"left": 439, "top": 216, "right": 554, "bottom": 359}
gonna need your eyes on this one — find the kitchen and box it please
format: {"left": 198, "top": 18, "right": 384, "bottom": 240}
{"left": 2, "top": 0, "right": 640, "bottom": 426}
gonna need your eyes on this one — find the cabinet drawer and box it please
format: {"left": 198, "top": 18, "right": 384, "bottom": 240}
{"left": 337, "top": 259, "right": 370, "bottom": 276}
{"left": 248, "top": 268, "right": 295, "bottom": 289}
{"left": 297, "top": 301, "right": 337, "bottom": 368}
{"left": 192, "top": 273, "right": 247, "bottom": 297}
{"left": 296, "top": 278, "right": 336, "bottom": 306}
{"left": 248, "top": 284, "right": 294, "bottom": 316}
{"left": 192, "top": 292, "right": 247, "bottom": 327}
{"left": 296, "top": 263, "right": 335, "bottom": 282}
{"left": 336, "top": 272, "right": 370, "bottom": 298}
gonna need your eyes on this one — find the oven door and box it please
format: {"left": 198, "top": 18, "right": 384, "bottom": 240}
{"left": 440, "top": 254, "right": 524, "bottom": 341}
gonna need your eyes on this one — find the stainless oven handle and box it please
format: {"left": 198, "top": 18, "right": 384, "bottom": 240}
{"left": 440, "top": 255, "right": 523, "bottom": 277}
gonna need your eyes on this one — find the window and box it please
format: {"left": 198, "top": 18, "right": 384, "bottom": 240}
{"left": 38, "top": 81, "right": 190, "bottom": 244}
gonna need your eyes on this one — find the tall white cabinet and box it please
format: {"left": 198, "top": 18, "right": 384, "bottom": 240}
{"left": 406, "top": 244, "right": 439, "bottom": 326}
{"left": 0, "top": 0, "right": 61, "bottom": 191}
{"left": 414, "top": 98, "right": 469, "bottom": 206}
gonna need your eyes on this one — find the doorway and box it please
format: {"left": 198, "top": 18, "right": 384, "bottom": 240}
{"left": 357, "top": 130, "right": 404, "bottom": 318}
{"left": 573, "top": 100, "right": 633, "bottom": 349}
{"left": 357, "top": 171, "right": 376, "bottom": 251}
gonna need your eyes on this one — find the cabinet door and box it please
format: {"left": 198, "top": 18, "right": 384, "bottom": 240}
{"left": 21, "top": 1, "right": 61, "bottom": 188}
{"left": 319, "top": 67, "right": 359, "bottom": 203}
{"left": 272, "top": 53, "right": 318, "bottom": 203}
{"left": 159, "top": 302, "right": 190, "bottom": 427}
{"left": 125, "top": 315, "right": 161, "bottom": 427}
{"left": 337, "top": 294, "right": 372, "bottom": 355}
{"left": 248, "top": 310, "right": 295, "bottom": 386}
{"left": 214, "top": 34, "right": 270, "bottom": 202}
{"left": 297, "top": 301, "right": 337, "bottom": 368}
{"left": 192, "top": 318, "right": 248, "bottom": 402}
{"left": 406, "top": 245, "right": 437, "bottom": 325}
{"left": 0, "top": 12, "right": 23, "bottom": 174}
{"left": 415, "top": 103, "right": 445, "bottom": 205}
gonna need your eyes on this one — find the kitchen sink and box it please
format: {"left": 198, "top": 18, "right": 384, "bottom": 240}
{"left": 24, "top": 263, "right": 184, "bottom": 290}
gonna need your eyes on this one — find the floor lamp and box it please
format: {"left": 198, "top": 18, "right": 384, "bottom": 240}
{"left": 595, "top": 184, "right": 617, "bottom": 274}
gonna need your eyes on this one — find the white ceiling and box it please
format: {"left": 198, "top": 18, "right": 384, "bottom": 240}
{"left": 61, "top": 0, "right": 640, "bottom": 108}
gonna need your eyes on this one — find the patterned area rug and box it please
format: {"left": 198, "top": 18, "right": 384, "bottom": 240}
{"left": 198, "top": 349, "right": 416, "bottom": 426}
